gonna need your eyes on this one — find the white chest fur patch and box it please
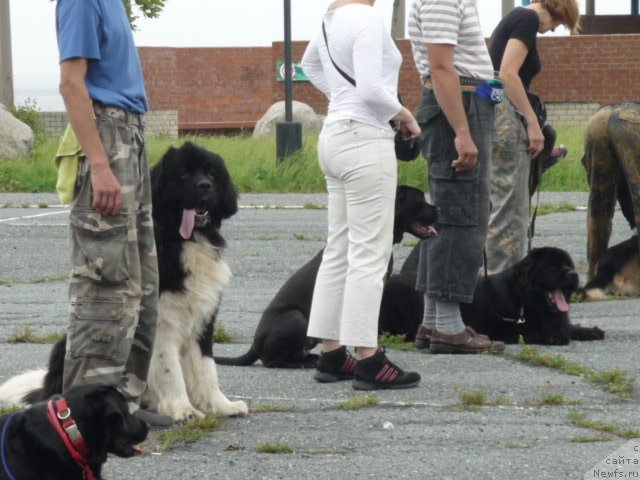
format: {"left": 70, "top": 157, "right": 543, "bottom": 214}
{"left": 157, "top": 232, "right": 231, "bottom": 339}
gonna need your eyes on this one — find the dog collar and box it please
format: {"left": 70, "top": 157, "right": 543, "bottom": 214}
{"left": 46, "top": 398, "right": 98, "bottom": 480}
{"left": 1, "top": 414, "right": 17, "bottom": 480}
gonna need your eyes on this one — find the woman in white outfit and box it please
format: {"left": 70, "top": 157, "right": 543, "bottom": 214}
{"left": 301, "top": 0, "right": 422, "bottom": 390}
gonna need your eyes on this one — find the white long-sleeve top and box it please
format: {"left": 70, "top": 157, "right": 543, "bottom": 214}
{"left": 301, "top": 4, "right": 403, "bottom": 130}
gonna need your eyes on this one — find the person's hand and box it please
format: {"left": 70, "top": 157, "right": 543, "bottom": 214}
{"left": 451, "top": 131, "right": 478, "bottom": 172}
{"left": 526, "top": 121, "right": 545, "bottom": 158}
{"left": 90, "top": 161, "right": 121, "bottom": 216}
{"left": 399, "top": 116, "right": 422, "bottom": 139}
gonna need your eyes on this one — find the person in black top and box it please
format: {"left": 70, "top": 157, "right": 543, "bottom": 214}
{"left": 485, "top": 0, "right": 580, "bottom": 274}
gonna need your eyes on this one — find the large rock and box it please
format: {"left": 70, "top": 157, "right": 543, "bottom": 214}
{"left": 0, "top": 104, "right": 35, "bottom": 159}
{"left": 252, "top": 101, "right": 323, "bottom": 138}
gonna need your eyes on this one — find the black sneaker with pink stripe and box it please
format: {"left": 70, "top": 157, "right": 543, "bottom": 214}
{"left": 314, "top": 346, "right": 357, "bottom": 383}
{"left": 352, "top": 350, "right": 420, "bottom": 390}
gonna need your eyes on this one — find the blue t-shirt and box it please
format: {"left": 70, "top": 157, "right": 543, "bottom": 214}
{"left": 56, "top": 0, "right": 148, "bottom": 113}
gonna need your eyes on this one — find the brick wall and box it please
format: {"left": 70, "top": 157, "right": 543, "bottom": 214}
{"left": 579, "top": 15, "right": 640, "bottom": 35}
{"left": 139, "top": 46, "right": 273, "bottom": 131}
{"left": 138, "top": 34, "right": 640, "bottom": 132}
{"left": 39, "top": 110, "right": 179, "bottom": 139}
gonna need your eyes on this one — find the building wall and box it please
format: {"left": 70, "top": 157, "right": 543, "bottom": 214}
{"left": 135, "top": 34, "right": 640, "bottom": 132}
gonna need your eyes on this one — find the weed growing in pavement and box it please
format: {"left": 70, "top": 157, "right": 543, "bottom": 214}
{"left": 7, "top": 326, "right": 65, "bottom": 344}
{"left": 339, "top": 394, "right": 379, "bottom": 410}
{"left": 568, "top": 411, "right": 639, "bottom": 439}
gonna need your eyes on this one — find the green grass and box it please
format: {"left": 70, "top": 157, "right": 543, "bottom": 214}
{"left": 537, "top": 124, "right": 589, "bottom": 192}
{"left": 0, "top": 405, "right": 21, "bottom": 415}
{"left": 534, "top": 201, "right": 577, "bottom": 216}
{"left": 377, "top": 333, "right": 416, "bottom": 351}
{"left": 256, "top": 443, "right": 294, "bottom": 454}
{"left": 568, "top": 411, "right": 640, "bottom": 439}
{"left": 0, "top": 125, "right": 589, "bottom": 193}
{"left": 212, "top": 323, "right": 233, "bottom": 343}
{"left": 458, "top": 389, "right": 506, "bottom": 410}
{"left": 338, "top": 394, "right": 379, "bottom": 410}
{"left": 7, "top": 326, "right": 65, "bottom": 344}
{"left": 511, "top": 344, "right": 635, "bottom": 398}
{"left": 153, "top": 415, "right": 223, "bottom": 451}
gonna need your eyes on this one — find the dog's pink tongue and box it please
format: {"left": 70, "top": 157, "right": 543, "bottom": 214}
{"left": 551, "top": 289, "right": 570, "bottom": 312}
{"left": 179, "top": 209, "right": 196, "bottom": 239}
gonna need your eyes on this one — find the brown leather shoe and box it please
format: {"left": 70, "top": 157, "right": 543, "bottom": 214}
{"left": 429, "top": 327, "right": 506, "bottom": 354}
{"left": 414, "top": 325, "right": 433, "bottom": 350}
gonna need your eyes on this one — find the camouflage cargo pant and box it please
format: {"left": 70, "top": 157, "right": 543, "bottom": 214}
{"left": 485, "top": 100, "right": 531, "bottom": 275}
{"left": 583, "top": 102, "right": 640, "bottom": 280}
{"left": 63, "top": 105, "right": 159, "bottom": 412}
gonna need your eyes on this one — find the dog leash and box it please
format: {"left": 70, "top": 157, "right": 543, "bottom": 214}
{"left": 482, "top": 250, "right": 526, "bottom": 324}
{"left": 1, "top": 414, "right": 17, "bottom": 480}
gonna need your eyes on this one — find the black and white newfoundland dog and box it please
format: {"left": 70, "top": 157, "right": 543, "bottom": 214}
{"left": 0, "top": 384, "right": 147, "bottom": 480}
{"left": 0, "top": 142, "right": 248, "bottom": 422}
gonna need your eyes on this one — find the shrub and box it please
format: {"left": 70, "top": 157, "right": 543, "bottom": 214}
{"left": 10, "top": 98, "right": 46, "bottom": 145}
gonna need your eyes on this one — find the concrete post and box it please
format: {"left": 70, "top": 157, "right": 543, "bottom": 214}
{"left": 0, "top": 0, "right": 14, "bottom": 108}
{"left": 391, "top": 0, "right": 405, "bottom": 39}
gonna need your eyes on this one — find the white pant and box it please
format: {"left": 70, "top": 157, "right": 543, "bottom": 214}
{"left": 307, "top": 119, "right": 397, "bottom": 348}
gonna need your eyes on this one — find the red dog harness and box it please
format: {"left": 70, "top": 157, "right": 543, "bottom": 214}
{"left": 46, "top": 398, "right": 98, "bottom": 480}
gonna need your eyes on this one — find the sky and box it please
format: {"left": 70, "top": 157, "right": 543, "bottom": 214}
{"left": 8, "top": 0, "right": 631, "bottom": 110}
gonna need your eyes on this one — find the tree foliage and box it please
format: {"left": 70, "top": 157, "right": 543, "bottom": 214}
{"left": 123, "top": 0, "right": 166, "bottom": 28}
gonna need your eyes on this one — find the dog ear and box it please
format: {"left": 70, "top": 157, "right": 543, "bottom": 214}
{"left": 151, "top": 147, "right": 176, "bottom": 208}
{"left": 216, "top": 160, "right": 238, "bottom": 219}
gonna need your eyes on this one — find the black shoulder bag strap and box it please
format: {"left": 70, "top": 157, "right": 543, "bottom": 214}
{"left": 322, "top": 20, "right": 356, "bottom": 87}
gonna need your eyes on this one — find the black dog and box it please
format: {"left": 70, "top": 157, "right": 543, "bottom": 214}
{"left": 0, "top": 142, "right": 247, "bottom": 421}
{"left": 461, "top": 247, "right": 605, "bottom": 344}
{"left": 0, "top": 384, "right": 147, "bottom": 480}
{"left": 215, "top": 185, "right": 438, "bottom": 368}
{"left": 379, "top": 246, "right": 605, "bottom": 345}
{"left": 580, "top": 235, "right": 640, "bottom": 300}
{"left": 378, "top": 243, "right": 423, "bottom": 341}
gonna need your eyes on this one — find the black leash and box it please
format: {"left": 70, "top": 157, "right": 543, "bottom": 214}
{"left": 482, "top": 250, "right": 526, "bottom": 324}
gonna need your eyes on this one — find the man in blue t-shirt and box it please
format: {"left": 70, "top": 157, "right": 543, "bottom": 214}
{"left": 56, "top": 0, "right": 171, "bottom": 428}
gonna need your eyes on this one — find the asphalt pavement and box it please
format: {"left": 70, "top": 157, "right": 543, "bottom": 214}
{"left": 0, "top": 191, "right": 638, "bottom": 480}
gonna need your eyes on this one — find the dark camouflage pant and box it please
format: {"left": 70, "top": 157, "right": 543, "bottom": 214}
{"left": 485, "top": 100, "right": 531, "bottom": 274}
{"left": 63, "top": 105, "right": 159, "bottom": 412}
{"left": 583, "top": 102, "right": 640, "bottom": 280}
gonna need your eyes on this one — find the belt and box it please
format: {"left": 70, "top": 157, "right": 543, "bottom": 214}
{"left": 92, "top": 102, "right": 144, "bottom": 127}
{"left": 424, "top": 75, "right": 486, "bottom": 92}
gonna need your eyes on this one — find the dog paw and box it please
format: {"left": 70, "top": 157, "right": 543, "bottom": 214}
{"left": 229, "top": 400, "right": 249, "bottom": 417}
{"left": 162, "top": 403, "right": 205, "bottom": 423}
{"left": 209, "top": 399, "right": 249, "bottom": 417}
{"left": 589, "top": 326, "right": 606, "bottom": 340}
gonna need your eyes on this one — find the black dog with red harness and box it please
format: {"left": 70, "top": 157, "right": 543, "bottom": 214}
{"left": 0, "top": 384, "right": 148, "bottom": 480}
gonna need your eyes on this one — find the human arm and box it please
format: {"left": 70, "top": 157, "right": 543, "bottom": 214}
{"left": 498, "top": 38, "right": 544, "bottom": 158}
{"left": 351, "top": 12, "right": 415, "bottom": 133}
{"left": 301, "top": 35, "right": 331, "bottom": 99}
{"left": 59, "top": 58, "right": 121, "bottom": 215}
{"left": 427, "top": 43, "right": 477, "bottom": 172}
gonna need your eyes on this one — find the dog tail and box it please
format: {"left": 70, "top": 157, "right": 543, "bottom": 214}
{"left": 214, "top": 346, "right": 260, "bottom": 366}
{"left": 0, "top": 369, "right": 47, "bottom": 408}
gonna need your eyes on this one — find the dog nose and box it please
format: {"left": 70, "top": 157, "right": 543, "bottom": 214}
{"left": 197, "top": 180, "right": 212, "bottom": 192}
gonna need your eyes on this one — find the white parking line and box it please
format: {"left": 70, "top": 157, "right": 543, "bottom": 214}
{"left": 0, "top": 209, "right": 70, "bottom": 223}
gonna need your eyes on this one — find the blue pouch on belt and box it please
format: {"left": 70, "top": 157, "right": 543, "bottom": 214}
{"left": 475, "top": 79, "right": 505, "bottom": 105}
